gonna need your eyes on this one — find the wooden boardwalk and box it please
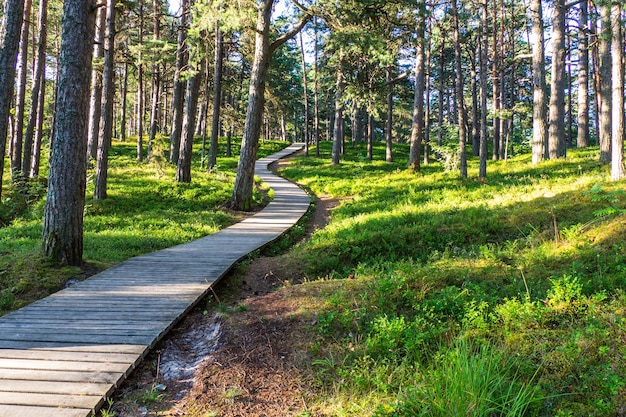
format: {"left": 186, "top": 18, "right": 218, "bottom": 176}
{"left": 0, "top": 144, "right": 310, "bottom": 417}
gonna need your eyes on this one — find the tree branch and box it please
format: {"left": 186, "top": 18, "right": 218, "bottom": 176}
{"left": 269, "top": 12, "right": 312, "bottom": 55}
{"left": 387, "top": 70, "right": 411, "bottom": 85}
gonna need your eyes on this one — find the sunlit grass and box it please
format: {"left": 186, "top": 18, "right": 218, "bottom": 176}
{"left": 279, "top": 141, "right": 626, "bottom": 416}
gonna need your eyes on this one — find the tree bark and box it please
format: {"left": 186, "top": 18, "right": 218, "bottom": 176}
{"left": 409, "top": 5, "right": 426, "bottom": 171}
{"left": 313, "top": 17, "right": 320, "bottom": 157}
{"left": 120, "top": 61, "right": 129, "bottom": 141}
{"left": 599, "top": 3, "right": 612, "bottom": 163}
{"left": 0, "top": 0, "right": 25, "bottom": 198}
{"left": 23, "top": 0, "right": 47, "bottom": 177}
{"left": 529, "top": 0, "right": 548, "bottom": 164}
{"left": 30, "top": 74, "right": 45, "bottom": 178}
{"left": 176, "top": 64, "right": 203, "bottom": 183}
{"left": 43, "top": 0, "right": 97, "bottom": 265}
{"left": 11, "top": 0, "right": 33, "bottom": 176}
{"left": 385, "top": 65, "right": 393, "bottom": 162}
{"left": 146, "top": 0, "right": 161, "bottom": 162}
{"left": 137, "top": 2, "right": 145, "bottom": 163}
{"left": 491, "top": 0, "right": 500, "bottom": 161}
{"left": 94, "top": 0, "right": 116, "bottom": 200}
{"left": 610, "top": 2, "right": 624, "bottom": 180}
{"left": 548, "top": 0, "right": 566, "bottom": 159}
{"left": 10, "top": 0, "right": 33, "bottom": 178}
{"left": 590, "top": 5, "right": 601, "bottom": 143}
{"left": 469, "top": 48, "right": 480, "bottom": 156}
{"left": 424, "top": 33, "right": 432, "bottom": 165}
{"left": 230, "top": 0, "right": 310, "bottom": 210}
{"left": 479, "top": 0, "right": 489, "bottom": 178}
{"left": 300, "top": 31, "right": 310, "bottom": 156}
{"left": 87, "top": 6, "right": 107, "bottom": 163}
{"left": 453, "top": 0, "right": 467, "bottom": 178}
{"left": 332, "top": 58, "right": 344, "bottom": 165}
{"left": 208, "top": 21, "right": 224, "bottom": 170}
{"left": 438, "top": 34, "right": 445, "bottom": 146}
{"left": 577, "top": 0, "right": 589, "bottom": 148}
{"left": 169, "top": 0, "right": 189, "bottom": 164}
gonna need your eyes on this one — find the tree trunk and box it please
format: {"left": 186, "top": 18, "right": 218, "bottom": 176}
{"left": 491, "top": 0, "right": 500, "bottom": 161}
{"left": 438, "top": 35, "right": 445, "bottom": 146}
{"left": 10, "top": 0, "right": 33, "bottom": 178}
{"left": 577, "top": 0, "right": 589, "bottom": 148}
{"left": 313, "top": 17, "right": 320, "bottom": 157}
{"left": 231, "top": 1, "right": 274, "bottom": 208}
{"left": 424, "top": 33, "right": 432, "bottom": 165}
{"left": 208, "top": 22, "right": 224, "bottom": 170}
{"left": 176, "top": 64, "right": 203, "bottom": 183}
{"left": 230, "top": 0, "right": 309, "bottom": 209}
{"left": 0, "top": 0, "right": 25, "bottom": 198}
{"left": 169, "top": 0, "right": 188, "bottom": 164}
{"left": 93, "top": 0, "right": 116, "bottom": 200}
{"left": 300, "top": 31, "right": 310, "bottom": 156}
{"left": 469, "top": 48, "right": 480, "bottom": 156}
{"left": 599, "top": 3, "right": 612, "bottom": 163}
{"left": 548, "top": 0, "right": 566, "bottom": 159}
{"left": 529, "top": 0, "right": 547, "bottom": 164}
{"left": 479, "top": 0, "right": 489, "bottom": 178}
{"left": 43, "top": 0, "right": 97, "bottom": 265}
{"left": 610, "top": 2, "right": 624, "bottom": 180}
{"left": 120, "top": 61, "right": 129, "bottom": 141}
{"left": 137, "top": 2, "right": 144, "bottom": 162}
{"left": 453, "top": 0, "right": 467, "bottom": 178}
{"left": 23, "top": 0, "right": 47, "bottom": 177}
{"left": 409, "top": 6, "right": 426, "bottom": 171}
{"left": 87, "top": 6, "right": 106, "bottom": 163}
{"left": 385, "top": 65, "right": 393, "bottom": 162}
{"left": 30, "top": 74, "right": 45, "bottom": 178}
{"left": 147, "top": 0, "right": 161, "bottom": 162}
{"left": 332, "top": 59, "right": 344, "bottom": 165}
{"left": 367, "top": 112, "right": 374, "bottom": 161}
{"left": 590, "top": 4, "right": 601, "bottom": 143}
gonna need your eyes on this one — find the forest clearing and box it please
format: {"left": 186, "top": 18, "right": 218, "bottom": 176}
{"left": 1, "top": 0, "right": 626, "bottom": 415}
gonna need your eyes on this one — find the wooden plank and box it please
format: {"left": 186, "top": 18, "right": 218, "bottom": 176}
{"left": 0, "top": 405, "right": 91, "bottom": 417}
{"left": 0, "top": 332, "right": 155, "bottom": 345}
{"left": 0, "top": 392, "right": 101, "bottom": 409}
{"left": 0, "top": 358, "right": 131, "bottom": 373}
{"left": 0, "top": 379, "right": 112, "bottom": 396}
{"left": 0, "top": 349, "right": 140, "bottom": 364}
{"left": 0, "top": 368, "right": 123, "bottom": 384}
{"left": 0, "top": 343, "right": 144, "bottom": 354}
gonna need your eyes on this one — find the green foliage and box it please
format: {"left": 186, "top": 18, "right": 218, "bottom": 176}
{"left": 380, "top": 341, "right": 542, "bottom": 417}
{"left": 279, "top": 141, "right": 626, "bottom": 416}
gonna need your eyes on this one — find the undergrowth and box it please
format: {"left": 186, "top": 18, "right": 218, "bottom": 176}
{"left": 279, "top": 142, "right": 626, "bottom": 416}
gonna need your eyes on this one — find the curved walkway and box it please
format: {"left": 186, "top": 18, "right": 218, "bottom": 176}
{"left": 0, "top": 143, "right": 310, "bottom": 417}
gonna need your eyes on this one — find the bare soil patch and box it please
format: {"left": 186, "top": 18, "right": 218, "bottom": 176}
{"left": 111, "top": 162, "right": 339, "bottom": 417}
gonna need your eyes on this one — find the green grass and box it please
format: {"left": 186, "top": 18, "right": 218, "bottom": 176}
{"left": 278, "top": 141, "right": 626, "bottom": 416}
{"left": 0, "top": 135, "right": 289, "bottom": 315}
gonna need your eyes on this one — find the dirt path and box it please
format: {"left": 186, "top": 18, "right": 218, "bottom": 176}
{"left": 111, "top": 161, "right": 338, "bottom": 417}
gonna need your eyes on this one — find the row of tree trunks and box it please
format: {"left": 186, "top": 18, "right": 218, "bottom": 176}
{"left": 0, "top": 0, "right": 25, "bottom": 199}
{"left": 87, "top": 7, "right": 107, "bottom": 163}
{"left": 10, "top": 0, "right": 33, "bottom": 179}
{"left": 23, "top": 0, "right": 48, "bottom": 178}
{"left": 94, "top": 0, "right": 117, "bottom": 200}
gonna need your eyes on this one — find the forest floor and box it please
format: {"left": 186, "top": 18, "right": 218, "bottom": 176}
{"left": 110, "top": 157, "right": 338, "bottom": 417}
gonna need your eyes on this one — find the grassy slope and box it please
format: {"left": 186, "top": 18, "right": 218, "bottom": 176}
{"left": 279, "top": 142, "right": 626, "bottom": 416}
{"left": 0, "top": 136, "right": 288, "bottom": 316}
